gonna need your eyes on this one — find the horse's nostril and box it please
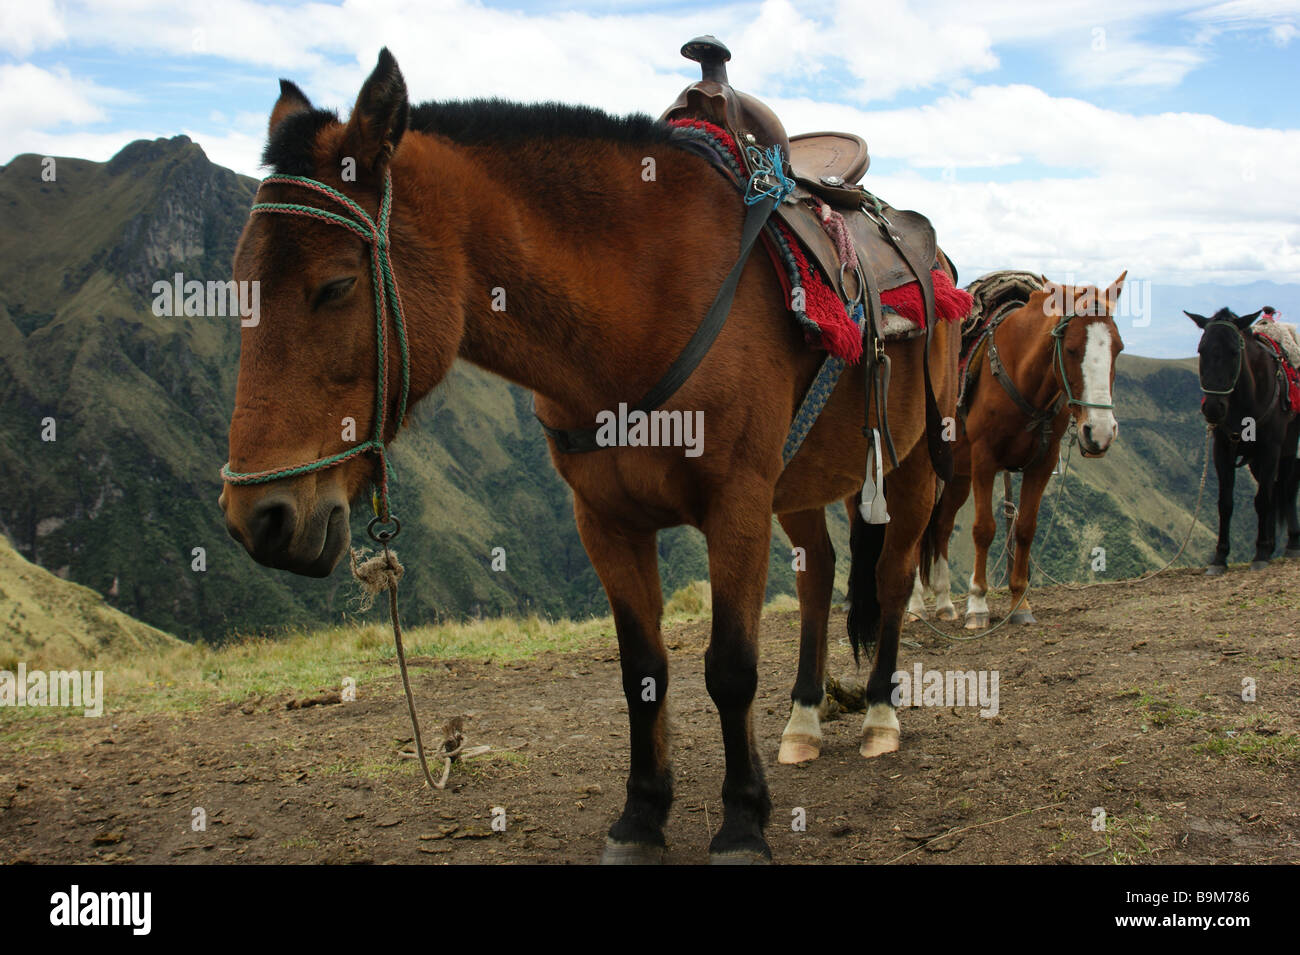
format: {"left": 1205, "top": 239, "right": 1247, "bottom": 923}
{"left": 249, "top": 496, "right": 297, "bottom": 556}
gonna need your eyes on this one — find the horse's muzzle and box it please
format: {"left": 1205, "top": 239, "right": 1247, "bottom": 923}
{"left": 223, "top": 488, "right": 350, "bottom": 577}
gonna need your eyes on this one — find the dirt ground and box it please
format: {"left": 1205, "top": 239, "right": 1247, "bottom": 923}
{"left": 2, "top": 565, "right": 1298, "bottom": 865}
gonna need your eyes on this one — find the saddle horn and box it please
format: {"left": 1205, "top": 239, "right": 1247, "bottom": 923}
{"left": 681, "top": 35, "right": 731, "bottom": 84}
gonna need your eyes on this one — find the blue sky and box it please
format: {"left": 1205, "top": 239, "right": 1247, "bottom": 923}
{"left": 2, "top": 0, "right": 1298, "bottom": 357}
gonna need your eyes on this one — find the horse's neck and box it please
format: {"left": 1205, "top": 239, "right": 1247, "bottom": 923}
{"left": 999, "top": 309, "right": 1060, "bottom": 407}
{"left": 1237, "top": 338, "right": 1272, "bottom": 411}
{"left": 397, "top": 132, "right": 733, "bottom": 415}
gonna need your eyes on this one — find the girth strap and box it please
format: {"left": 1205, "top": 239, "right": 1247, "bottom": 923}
{"left": 536, "top": 193, "right": 778, "bottom": 453}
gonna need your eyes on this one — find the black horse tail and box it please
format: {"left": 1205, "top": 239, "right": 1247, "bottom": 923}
{"left": 846, "top": 492, "right": 885, "bottom": 667}
{"left": 918, "top": 483, "right": 944, "bottom": 589}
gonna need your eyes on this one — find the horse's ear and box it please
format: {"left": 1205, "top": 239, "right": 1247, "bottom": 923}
{"left": 341, "top": 47, "right": 409, "bottom": 175}
{"left": 1105, "top": 271, "right": 1127, "bottom": 309}
{"left": 1235, "top": 309, "right": 1263, "bottom": 329}
{"left": 1184, "top": 311, "right": 1208, "bottom": 328}
{"left": 269, "top": 79, "right": 313, "bottom": 137}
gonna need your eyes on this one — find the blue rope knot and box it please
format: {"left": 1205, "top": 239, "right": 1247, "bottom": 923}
{"left": 744, "top": 144, "right": 794, "bottom": 206}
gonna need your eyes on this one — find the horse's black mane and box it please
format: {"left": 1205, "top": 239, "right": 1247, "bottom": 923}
{"left": 409, "top": 99, "right": 673, "bottom": 147}
{"left": 262, "top": 99, "right": 675, "bottom": 175}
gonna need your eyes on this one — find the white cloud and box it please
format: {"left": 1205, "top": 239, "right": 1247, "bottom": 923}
{"left": 0, "top": 63, "right": 128, "bottom": 134}
{"left": 0, "top": 0, "right": 66, "bottom": 56}
{"left": 765, "top": 84, "right": 1300, "bottom": 283}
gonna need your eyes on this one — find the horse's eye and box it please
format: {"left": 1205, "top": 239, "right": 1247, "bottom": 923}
{"left": 314, "top": 277, "right": 356, "bottom": 307}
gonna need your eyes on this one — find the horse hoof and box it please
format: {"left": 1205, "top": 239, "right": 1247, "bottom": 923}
{"left": 1286, "top": 548, "right": 1300, "bottom": 559}
{"left": 859, "top": 726, "right": 900, "bottom": 758}
{"left": 1250, "top": 560, "right": 1271, "bottom": 571}
{"left": 906, "top": 608, "right": 928, "bottom": 622}
{"left": 964, "top": 612, "right": 989, "bottom": 630}
{"left": 777, "top": 733, "right": 821, "bottom": 764}
{"left": 709, "top": 848, "right": 772, "bottom": 865}
{"left": 1009, "top": 609, "right": 1037, "bottom": 625}
{"left": 937, "top": 606, "right": 958, "bottom": 622}
{"left": 600, "top": 838, "right": 666, "bottom": 865}
{"left": 1204, "top": 564, "right": 1226, "bottom": 577}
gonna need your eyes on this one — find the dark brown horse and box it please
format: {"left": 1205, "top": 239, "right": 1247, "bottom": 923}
{"left": 1187, "top": 307, "right": 1300, "bottom": 572}
{"left": 908, "top": 271, "right": 1126, "bottom": 627}
{"left": 219, "top": 50, "right": 959, "bottom": 863}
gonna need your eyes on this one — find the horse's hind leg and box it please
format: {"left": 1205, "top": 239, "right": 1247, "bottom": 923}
{"left": 574, "top": 503, "right": 672, "bottom": 864}
{"left": 703, "top": 488, "right": 775, "bottom": 863}
{"left": 931, "top": 472, "right": 969, "bottom": 622}
{"left": 1248, "top": 446, "right": 1280, "bottom": 568}
{"left": 857, "top": 443, "right": 936, "bottom": 758}
{"left": 965, "top": 455, "right": 997, "bottom": 628}
{"left": 1282, "top": 420, "right": 1300, "bottom": 557}
{"left": 776, "top": 508, "right": 834, "bottom": 764}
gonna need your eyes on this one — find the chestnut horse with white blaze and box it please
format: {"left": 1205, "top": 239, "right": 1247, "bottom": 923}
{"left": 219, "top": 50, "right": 959, "bottom": 863}
{"left": 909, "top": 272, "right": 1126, "bottom": 628}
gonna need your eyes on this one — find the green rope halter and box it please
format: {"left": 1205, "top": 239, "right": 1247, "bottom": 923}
{"left": 220, "top": 171, "right": 411, "bottom": 530}
{"left": 1050, "top": 314, "right": 1115, "bottom": 411}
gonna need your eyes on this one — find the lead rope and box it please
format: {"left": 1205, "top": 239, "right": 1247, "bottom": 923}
{"left": 350, "top": 531, "right": 488, "bottom": 790}
{"left": 223, "top": 172, "right": 485, "bottom": 792}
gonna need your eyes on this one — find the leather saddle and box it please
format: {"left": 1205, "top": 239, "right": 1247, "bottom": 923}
{"left": 661, "top": 35, "right": 940, "bottom": 307}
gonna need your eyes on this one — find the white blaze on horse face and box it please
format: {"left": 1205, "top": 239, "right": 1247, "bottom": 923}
{"left": 1081, "top": 323, "right": 1118, "bottom": 449}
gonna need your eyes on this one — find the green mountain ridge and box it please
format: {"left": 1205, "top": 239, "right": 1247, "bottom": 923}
{"left": 0, "top": 137, "right": 1268, "bottom": 643}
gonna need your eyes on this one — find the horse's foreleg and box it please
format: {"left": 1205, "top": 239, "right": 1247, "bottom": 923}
{"left": 1208, "top": 437, "right": 1235, "bottom": 574}
{"left": 1007, "top": 458, "right": 1052, "bottom": 624}
{"left": 860, "top": 445, "right": 935, "bottom": 758}
{"left": 575, "top": 503, "right": 671, "bottom": 864}
{"left": 703, "top": 492, "right": 774, "bottom": 863}
{"left": 776, "top": 508, "right": 834, "bottom": 764}
{"left": 965, "top": 459, "right": 997, "bottom": 628}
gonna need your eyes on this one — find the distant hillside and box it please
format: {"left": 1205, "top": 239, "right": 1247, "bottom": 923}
{"left": 0, "top": 534, "right": 179, "bottom": 667}
{"left": 0, "top": 137, "right": 1270, "bottom": 642}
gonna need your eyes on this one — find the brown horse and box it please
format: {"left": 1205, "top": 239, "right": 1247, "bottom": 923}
{"left": 219, "top": 50, "right": 959, "bottom": 863}
{"left": 908, "top": 271, "right": 1126, "bottom": 628}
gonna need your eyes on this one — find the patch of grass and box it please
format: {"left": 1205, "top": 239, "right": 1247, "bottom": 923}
{"left": 1081, "top": 808, "right": 1160, "bottom": 864}
{"left": 280, "top": 836, "right": 320, "bottom": 850}
{"left": 1194, "top": 730, "right": 1300, "bottom": 765}
{"left": 1126, "top": 685, "right": 1205, "bottom": 729}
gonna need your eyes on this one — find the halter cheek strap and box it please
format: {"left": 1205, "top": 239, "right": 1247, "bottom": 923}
{"left": 220, "top": 171, "right": 411, "bottom": 531}
{"left": 1050, "top": 315, "right": 1114, "bottom": 411}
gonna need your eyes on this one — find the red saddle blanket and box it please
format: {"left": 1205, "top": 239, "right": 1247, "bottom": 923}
{"left": 1258, "top": 333, "right": 1300, "bottom": 411}
{"left": 669, "top": 118, "right": 970, "bottom": 364}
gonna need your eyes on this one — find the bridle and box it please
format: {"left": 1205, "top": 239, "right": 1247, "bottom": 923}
{"left": 220, "top": 171, "right": 410, "bottom": 541}
{"left": 1049, "top": 313, "right": 1115, "bottom": 411}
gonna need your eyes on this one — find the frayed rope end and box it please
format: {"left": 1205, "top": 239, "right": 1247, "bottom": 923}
{"left": 349, "top": 547, "right": 404, "bottom": 611}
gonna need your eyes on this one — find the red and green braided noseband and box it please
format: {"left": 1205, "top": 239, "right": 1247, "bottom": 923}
{"left": 220, "top": 171, "right": 411, "bottom": 524}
